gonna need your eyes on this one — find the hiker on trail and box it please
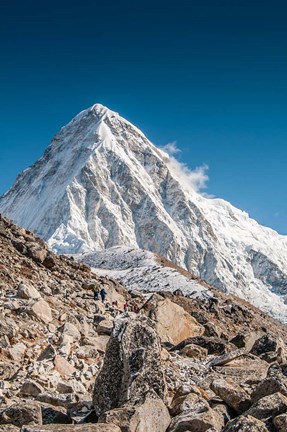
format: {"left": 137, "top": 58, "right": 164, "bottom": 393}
{"left": 124, "top": 303, "right": 130, "bottom": 313}
{"left": 92, "top": 284, "right": 100, "bottom": 301}
{"left": 100, "top": 287, "right": 107, "bottom": 303}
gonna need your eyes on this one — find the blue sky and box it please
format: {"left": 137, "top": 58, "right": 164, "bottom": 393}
{"left": 1, "top": 0, "right": 286, "bottom": 233}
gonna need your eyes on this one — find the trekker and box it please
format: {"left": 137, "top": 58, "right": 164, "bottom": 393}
{"left": 93, "top": 284, "right": 100, "bottom": 301}
{"left": 100, "top": 287, "right": 107, "bottom": 303}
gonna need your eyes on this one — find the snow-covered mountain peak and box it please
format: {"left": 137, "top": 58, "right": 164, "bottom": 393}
{"left": 1, "top": 105, "right": 287, "bottom": 321}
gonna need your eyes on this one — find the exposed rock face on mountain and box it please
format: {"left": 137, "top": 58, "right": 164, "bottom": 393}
{"left": 2, "top": 214, "right": 287, "bottom": 431}
{"left": 1, "top": 104, "right": 287, "bottom": 320}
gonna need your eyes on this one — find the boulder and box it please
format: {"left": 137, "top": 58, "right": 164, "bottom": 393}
{"left": 54, "top": 356, "right": 76, "bottom": 378}
{"left": 27, "top": 244, "right": 47, "bottom": 263}
{"left": 211, "top": 378, "right": 251, "bottom": 414}
{"left": 180, "top": 344, "right": 208, "bottom": 359}
{"left": 102, "top": 393, "right": 171, "bottom": 432}
{"left": 93, "top": 315, "right": 166, "bottom": 416}
{"left": 18, "top": 282, "right": 41, "bottom": 300}
{"left": 60, "top": 322, "right": 81, "bottom": 341}
{"left": 97, "top": 319, "right": 114, "bottom": 335}
{"left": 41, "top": 405, "right": 72, "bottom": 425}
{"left": 0, "top": 401, "right": 42, "bottom": 427}
{"left": 21, "top": 425, "right": 121, "bottom": 432}
{"left": 37, "top": 345, "right": 56, "bottom": 361}
{"left": 20, "top": 380, "right": 44, "bottom": 397}
{"left": 274, "top": 413, "right": 287, "bottom": 431}
{"left": 169, "top": 392, "right": 209, "bottom": 417}
{"left": 8, "top": 342, "right": 27, "bottom": 361}
{"left": 223, "top": 415, "right": 268, "bottom": 431}
{"left": 30, "top": 299, "right": 52, "bottom": 324}
{"left": 86, "top": 335, "right": 110, "bottom": 354}
{"left": 167, "top": 409, "right": 223, "bottom": 432}
{"left": 247, "top": 392, "right": 287, "bottom": 420}
{"left": 144, "top": 295, "right": 204, "bottom": 344}
{"left": 250, "top": 334, "right": 277, "bottom": 356}
{"left": 171, "top": 336, "right": 226, "bottom": 355}
{"left": 251, "top": 377, "right": 287, "bottom": 403}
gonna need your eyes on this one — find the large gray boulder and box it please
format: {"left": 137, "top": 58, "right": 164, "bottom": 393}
{"left": 93, "top": 315, "right": 166, "bottom": 416}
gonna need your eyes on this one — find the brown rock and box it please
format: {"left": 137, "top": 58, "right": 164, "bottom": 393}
{"left": 211, "top": 378, "right": 251, "bottom": 414}
{"left": 30, "top": 299, "right": 52, "bottom": 324}
{"left": 17, "top": 282, "right": 41, "bottom": 300}
{"left": 97, "top": 319, "right": 114, "bottom": 335}
{"left": 54, "top": 356, "right": 76, "bottom": 378}
{"left": 144, "top": 295, "right": 204, "bottom": 344}
{"left": 274, "top": 413, "right": 287, "bottom": 431}
{"left": 20, "top": 380, "right": 44, "bottom": 397}
{"left": 180, "top": 344, "right": 208, "bottom": 359}
{"left": 8, "top": 342, "right": 27, "bottom": 361}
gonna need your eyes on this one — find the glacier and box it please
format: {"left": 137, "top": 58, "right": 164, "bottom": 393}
{"left": 1, "top": 103, "right": 287, "bottom": 321}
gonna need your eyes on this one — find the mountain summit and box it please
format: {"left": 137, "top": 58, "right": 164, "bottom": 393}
{"left": 1, "top": 104, "right": 287, "bottom": 320}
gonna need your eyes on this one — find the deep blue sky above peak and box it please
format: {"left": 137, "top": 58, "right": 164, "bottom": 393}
{"left": 0, "top": 0, "right": 286, "bottom": 233}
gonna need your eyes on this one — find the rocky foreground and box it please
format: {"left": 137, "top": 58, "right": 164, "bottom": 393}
{"left": 1, "top": 213, "right": 287, "bottom": 431}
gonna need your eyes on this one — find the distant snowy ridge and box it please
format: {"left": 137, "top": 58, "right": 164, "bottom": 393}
{"left": 77, "top": 246, "right": 210, "bottom": 299}
{"left": 1, "top": 103, "right": 287, "bottom": 321}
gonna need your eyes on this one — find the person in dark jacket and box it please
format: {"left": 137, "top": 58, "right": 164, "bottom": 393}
{"left": 100, "top": 287, "right": 107, "bottom": 303}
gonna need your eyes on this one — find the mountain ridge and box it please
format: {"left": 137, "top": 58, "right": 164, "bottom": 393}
{"left": 1, "top": 103, "right": 287, "bottom": 321}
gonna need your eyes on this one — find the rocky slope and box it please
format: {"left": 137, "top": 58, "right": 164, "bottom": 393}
{"left": 2, "top": 214, "right": 287, "bottom": 431}
{"left": 1, "top": 104, "right": 287, "bottom": 322}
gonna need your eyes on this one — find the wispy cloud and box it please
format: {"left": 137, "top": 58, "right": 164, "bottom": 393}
{"left": 162, "top": 141, "right": 181, "bottom": 155}
{"left": 161, "top": 141, "right": 209, "bottom": 193}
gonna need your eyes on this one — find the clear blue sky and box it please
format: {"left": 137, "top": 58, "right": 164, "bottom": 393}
{"left": 1, "top": 0, "right": 286, "bottom": 233}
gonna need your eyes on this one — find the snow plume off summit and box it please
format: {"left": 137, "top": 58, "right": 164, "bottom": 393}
{"left": 1, "top": 103, "right": 287, "bottom": 321}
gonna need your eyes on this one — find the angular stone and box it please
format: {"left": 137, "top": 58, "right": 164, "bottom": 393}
{"left": 251, "top": 377, "right": 287, "bottom": 403}
{"left": 8, "top": 342, "right": 26, "bottom": 361}
{"left": 18, "top": 282, "right": 41, "bottom": 300}
{"left": 180, "top": 344, "right": 208, "bottom": 359}
{"left": 60, "top": 322, "right": 81, "bottom": 341}
{"left": 54, "top": 356, "right": 76, "bottom": 378}
{"left": 93, "top": 315, "right": 166, "bottom": 416}
{"left": 21, "top": 425, "right": 121, "bottom": 432}
{"left": 211, "top": 378, "right": 251, "bottom": 414}
{"left": 30, "top": 299, "right": 52, "bottom": 324}
{"left": 144, "top": 295, "right": 204, "bottom": 344}
{"left": 102, "top": 393, "right": 171, "bottom": 432}
{"left": 171, "top": 336, "right": 226, "bottom": 355}
{"left": 37, "top": 344, "right": 56, "bottom": 361}
{"left": 97, "top": 319, "right": 114, "bottom": 335}
{"left": 167, "top": 409, "right": 223, "bottom": 432}
{"left": 274, "top": 414, "right": 287, "bottom": 431}
{"left": 42, "top": 405, "right": 72, "bottom": 425}
{"left": 223, "top": 414, "right": 268, "bottom": 431}
{"left": 27, "top": 245, "right": 47, "bottom": 263}
{"left": 20, "top": 380, "right": 44, "bottom": 397}
{"left": 169, "top": 392, "right": 209, "bottom": 417}
{"left": 247, "top": 392, "right": 287, "bottom": 420}
{"left": 251, "top": 334, "right": 277, "bottom": 356}
{"left": 0, "top": 401, "right": 42, "bottom": 427}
